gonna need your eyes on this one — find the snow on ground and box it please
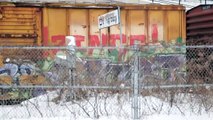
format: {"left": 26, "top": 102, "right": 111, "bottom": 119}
{"left": 1, "top": 90, "right": 213, "bottom": 120}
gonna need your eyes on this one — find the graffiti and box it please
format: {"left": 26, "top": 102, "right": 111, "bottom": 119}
{"left": 110, "top": 34, "right": 127, "bottom": 46}
{"left": 42, "top": 24, "right": 185, "bottom": 62}
{"left": 130, "top": 35, "right": 146, "bottom": 45}
{"left": 47, "top": 34, "right": 147, "bottom": 47}
{"left": 89, "top": 35, "right": 100, "bottom": 46}
{"left": 51, "top": 35, "right": 66, "bottom": 46}
{"left": 0, "top": 58, "right": 47, "bottom": 101}
{"left": 72, "top": 35, "right": 85, "bottom": 47}
{"left": 152, "top": 24, "right": 158, "bottom": 43}
{"left": 43, "top": 23, "right": 161, "bottom": 47}
{"left": 43, "top": 27, "right": 66, "bottom": 46}
{"left": 0, "top": 58, "right": 45, "bottom": 84}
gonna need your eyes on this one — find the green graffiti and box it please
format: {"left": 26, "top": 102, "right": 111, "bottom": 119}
{"left": 41, "top": 38, "right": 186, "bottom": 63}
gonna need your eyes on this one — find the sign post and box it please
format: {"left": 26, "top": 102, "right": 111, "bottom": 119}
{"left": 98, "top": 7, "right": 122, "bottom": 47}
{"left": 118, "top": 6, "right": 122, "bottom": 47}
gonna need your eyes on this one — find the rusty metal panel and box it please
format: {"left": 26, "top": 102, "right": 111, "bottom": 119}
{"left": 128, "top": 10, "right": 146, "bottom": 45}
{"left": 89, "top": 9, "right": 108, "bottom": 46}
{"left": 35, "top": 7, "right": 42, "bottom": 46}
{"left": 0, "top": 7, "right": 41, "bottom": 46}
{"left": 187, "top": 5, "right": 213, "bottom": 40}
{"left": 167, "top": 11, "right": 181, "bottom": 42}
{"left": 182, "top": 10, "right": 186, "bottom": 41}
{"left": 109, "top": 10, "right": 127, "bottom": 46}
{"left": 43, "top": 5, "right": 186, "bottom": 47}
{"left": 148, "top": 10, "right": 164, "bottom": 43}
{"left": 43, "top": 8, "right": 67, "bottom": 46}
{"left": 0, "top": 38, "right": 35, "bottom": 45}
{"left": 69, "top": 9, "right": 88, "bottom": 47}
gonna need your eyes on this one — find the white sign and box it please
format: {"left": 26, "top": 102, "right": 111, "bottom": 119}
{"left": 98, "top": 10, "right": 119, "bottom": 29}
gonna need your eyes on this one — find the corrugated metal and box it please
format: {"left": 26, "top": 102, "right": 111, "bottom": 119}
{"left": 0, "top": 7, "right": 41, "bottom": 46}
{"left": 43, "top": 4, "right": 186, "bottom": 47}
{"left": 187, "top": 5, "right": 213, "bottom": 38}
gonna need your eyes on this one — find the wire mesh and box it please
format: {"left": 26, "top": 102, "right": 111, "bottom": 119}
{"left": 0, "top": 46, "right": 133, "bottom": 120}
{"left": 137, "top": 45, "right": 213, "bottom": 119}
{"left": 0, "top": 45, "right": 212, "bottom": 120}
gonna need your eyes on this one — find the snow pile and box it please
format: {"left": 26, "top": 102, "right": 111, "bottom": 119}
{"left": 1, "top": 90, "right": 213, "bottom": 120}
{"left": 0, "top": 91, "right": 132, "bottom": 120}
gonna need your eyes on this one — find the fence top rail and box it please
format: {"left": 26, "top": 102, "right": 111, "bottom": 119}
{"left": 186, "top": 45, "right": 213, "bottom": 48}
{"left": 0, "top": 84, "right": 213, "bottom": 89}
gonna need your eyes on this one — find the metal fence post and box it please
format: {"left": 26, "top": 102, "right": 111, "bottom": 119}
{"left": 132, "top": 44, "right": 140, "bottom": 120}
{"left": 67, "top": 45, "right": 76, "bottom": 100}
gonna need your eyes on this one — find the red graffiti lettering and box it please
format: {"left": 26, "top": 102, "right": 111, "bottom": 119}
{"left": 110, "top": 34, "right": 126, "bottom": 46}
{"left": 88, "top": 34, "right": 109, "bottom": 54}
{"left": 152, "top": 24, "right": 158, "bottom": 43}
{"left": 88, "top": 35, "right": 99, "bottom": 55}
{"left": 102, "top": 34, "right": 108, "bottom": 46}
{"left": 89, "top": 35, "right": 100, "bottom": 46}
{"left": 73, "top": 35, "right": 85, "bottom": 47}
{"left": 50, "top": 35, "right": 66, "bottom": 56}
{"left": 89, "top": 34, "right": 109, "bottom": 47}
{"left": 130, "top": 35, "right": 146, "bottom": 45}
{"left": 51, "top": 35, "right": 66, "bottom": 46}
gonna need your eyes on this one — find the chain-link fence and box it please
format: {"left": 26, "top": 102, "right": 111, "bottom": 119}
{"left": 0, "top": 45, "right": 213, "bottom": 120}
